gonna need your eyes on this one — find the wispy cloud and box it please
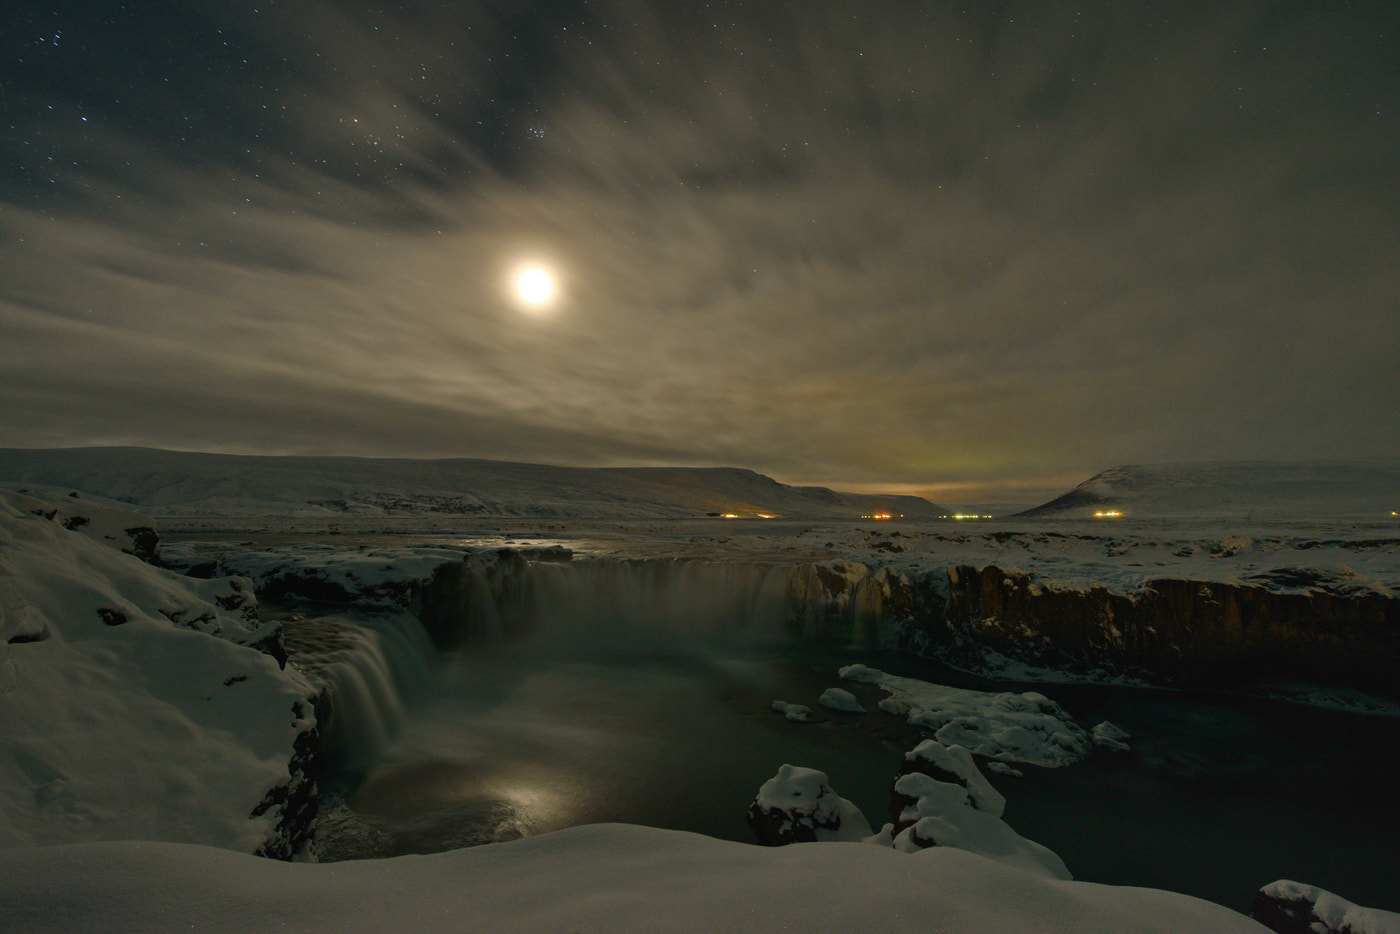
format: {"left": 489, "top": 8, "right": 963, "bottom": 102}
{"left": 1, "top": 0, "right": 1395, "bottom": 496}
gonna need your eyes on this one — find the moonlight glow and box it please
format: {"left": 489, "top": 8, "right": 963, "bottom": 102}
{"left": 513, "top": 265, "right": 557, "bottom": 309}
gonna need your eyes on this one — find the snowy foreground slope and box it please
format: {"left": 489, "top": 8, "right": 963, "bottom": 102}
{"left": 0, "top": 823, "right": 1275, "bottom": 934}
{"left": 0, "top": 446, "right": 940, "bottom": 519}
{"left": 1018, "top": 459, "right": 1400, "bottom": 519}
{"left": 0, "top": 490, "right": 315, "bottom": 855}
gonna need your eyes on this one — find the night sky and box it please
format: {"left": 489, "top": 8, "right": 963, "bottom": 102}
{"left": 2, "top": 1, "right": 1396, "bottom": 503}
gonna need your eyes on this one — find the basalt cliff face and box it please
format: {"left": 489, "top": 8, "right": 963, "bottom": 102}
{"left": 886, "top": 565, "right": 1400, "bottom": 693}
{"left": 218, "top": 543, "right": 1400, "bottom": 699}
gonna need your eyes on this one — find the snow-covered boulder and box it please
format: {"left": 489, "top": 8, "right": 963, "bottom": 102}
{"left": 818, "top": 686, "right": 866, "bottom": 713}
{"left": 897, "top": 739, "right": 1006, "bottom": 816}
{"left": 771, "top": 700, "right": 812, "bottom": 722}
{"left": 0, "top": 490, "right": 317, "bottom": 857}
{"left": 1251, "top": 880, "right": 1400, "bottom": 934}
{"left": 1092, "top": 720, "right": 1132, "bottom": 752}
{"left": 746, "top": 764, "right": 873, "bottom": 844}
{"left": 885, "top": 739, "right": 1070, "bottom": 879}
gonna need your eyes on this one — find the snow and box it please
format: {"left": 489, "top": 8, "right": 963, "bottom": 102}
{"left": 0, "top": 490, "right": 314, "bottom": 853}
{"left": 891, "top": 805, "right": 1071, "bottom": 880}
{"left": 1261, "top": 880, "right": 1400, "bottom": 934}
{"left": 1018, "top": 459, "right": 1400, "bottom": 520}
{"left": 904, "top": 739, "right": 1006, "bottom": 815}
{"left": 753, "top": 764, "right": 873, "bottom": 843}
{"left": 0, "top": 824, "right": 1275, "bottom": 934}
{"left": 841, "top": 664, "right": 1096, "bottom": 766}
{"left": 817, "top": 686, "right": 867, "bottom": 712}
{"left": 771, "top": 699, "right": 812, "bottom": 721}
{"left": 0, "top": 446, "right": 941, "bottom": 519}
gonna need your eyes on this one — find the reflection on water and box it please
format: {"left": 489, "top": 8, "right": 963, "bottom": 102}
{"left": 317, "top": 643, "right": 1400, "bottom": 915}
{"left": 319, "top": 642, "right": 917, "bottom": 859}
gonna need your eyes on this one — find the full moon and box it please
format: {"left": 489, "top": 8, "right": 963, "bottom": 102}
{"left": 513, "top": 265, "right": 557, "bottom": 308}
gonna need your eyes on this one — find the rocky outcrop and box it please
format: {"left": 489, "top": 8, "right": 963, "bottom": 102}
{"left": 881, "top": 740, "right": 1070, "bottom": 879}
{"left": 1251, "top": 880, "right": 1400, "bottom": 934}
{"left": 746, "top": 765, "right": 873, "bottom": 845}
{"left": 908, "top": 565, "right": 1400, "bottom": 692}
{"left": 252, "top": 697, "right": 320, "bottom": 860}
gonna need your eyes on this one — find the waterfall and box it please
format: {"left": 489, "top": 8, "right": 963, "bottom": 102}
{"left": 503, "top": 559, "right": 801, "bottom": 655}
{"left": 280, "top": 608, "right": 437, "bottom": 768}
{"left": 278, "top": 552, "right": 895, "bottom": 766}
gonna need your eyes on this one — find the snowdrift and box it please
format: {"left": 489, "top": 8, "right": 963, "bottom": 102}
{"left": 0, "top": 823, "right": 1273, "bottom": 934}
{"left": 0, "top": 490, "right": 316, "bottom": 855}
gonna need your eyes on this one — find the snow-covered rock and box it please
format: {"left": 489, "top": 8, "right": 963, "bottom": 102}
{"left": 885, "top": 740, "right": 1070, "bottom": 879}
{"left": 771, "top": 700, "right": 812, "bottom": 722}
{"left": 817, "top": 686, "right": 866, "bottom": 713}
{"left": 840, "top": 664, "right": 1095, "bottom": 766}
{"left": 899, "top": 739, "right": 1006, "bottom": 816}
{"left": 1251, "top": 880, "right": 1400, "bottom": 934}
{"left": 1092, "top": 720, "right": 1133, "bottom": 752}
{"left": 0, "top": 488, "right": 161, "bottom": 565}
{"left": 0, "top": 490, "right": 317, "bottom": 857}
{"left": 746, "top": 764, "right": 874, "bottom": 844}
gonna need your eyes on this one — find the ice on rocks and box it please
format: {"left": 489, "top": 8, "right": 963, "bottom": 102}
{"left": 1092, "top": 720, "right": 1132, "bottom": 752}
{"left": 771, "top": 700, "right": 812, "bottom": 722}
{"left": 840, "top": 664, "right": 1095, "bottom": 766}
{"left": 818, "top": 687, "right": 866, "bottom": 713}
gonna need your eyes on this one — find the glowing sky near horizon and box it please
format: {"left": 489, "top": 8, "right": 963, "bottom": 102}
{"left": 0, "top": 1, "right": 1396, "bottom": 503}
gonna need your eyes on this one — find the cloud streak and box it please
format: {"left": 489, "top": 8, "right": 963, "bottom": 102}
{"left": 1, "top": 0, "right": 1396, "bottom": 501}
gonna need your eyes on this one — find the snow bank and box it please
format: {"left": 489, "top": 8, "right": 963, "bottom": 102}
{"left": 0, "top": 824, "right": 1273, "bottom": 934}
{"left": 0, "top": 491, "right": 315, "bottom": 854}
{"left": 840, "top": 664, "right": 1098, "bottom": 766}
{"left": 1254, "top": 880, "right": 1400, "bottom": 934}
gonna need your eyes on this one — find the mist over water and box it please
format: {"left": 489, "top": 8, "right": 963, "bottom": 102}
{"left": 306, "top": 560, "right": 1400, "bottom": 914}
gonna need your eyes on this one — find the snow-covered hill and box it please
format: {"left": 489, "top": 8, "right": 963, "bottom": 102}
{"left": 0, "top": 490, "right": 316, "bottom": 855}
{"left": 0, "top": 447, "right": 942, "bottom": 520}
{"left": 1017, "top": 460, "right": 1400, "bottom": 520}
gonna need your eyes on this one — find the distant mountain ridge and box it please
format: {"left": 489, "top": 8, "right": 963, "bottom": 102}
{"left": 1016, "top": 460, "right": 1400, "bottom": 519}
{"left": 0, "top": 447, "right": 942, "bottom": 520}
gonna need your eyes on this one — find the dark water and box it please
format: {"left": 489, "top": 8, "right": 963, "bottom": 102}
{"left": 320, "top": 641, "right": 1400, "bottom": 915}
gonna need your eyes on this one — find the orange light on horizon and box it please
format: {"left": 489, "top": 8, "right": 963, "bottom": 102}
{"left": 1094, "top": 509, "right": 1123, "bottom": 518}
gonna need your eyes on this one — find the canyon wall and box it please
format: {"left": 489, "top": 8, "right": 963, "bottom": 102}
{"left": 243, "top": 546, "right": 1400, "bottom": 697}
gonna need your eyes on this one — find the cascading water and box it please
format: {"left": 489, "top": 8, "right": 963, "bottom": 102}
{"left": 285, "top": 553, "right": 902, "bottom": 773}
{"left": 279, "top": 607, "right": 438, "bottom": 768}
{"left": 507, "top": 559, "right": 801, "bottom": 655}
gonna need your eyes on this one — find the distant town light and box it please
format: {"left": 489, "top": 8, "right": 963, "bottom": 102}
{"left": 1093, "top": 509, "right": 1122, "bottom": 518}
{"left": 938, "top": 514, "right": 992, "bottom": 520}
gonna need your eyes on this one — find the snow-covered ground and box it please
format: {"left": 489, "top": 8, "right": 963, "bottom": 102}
{"left": 0, "top": 490, "right": 315, "bottom": 855}
{"left": 0, "top": 823, "right": 1277, "bottom": 934}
